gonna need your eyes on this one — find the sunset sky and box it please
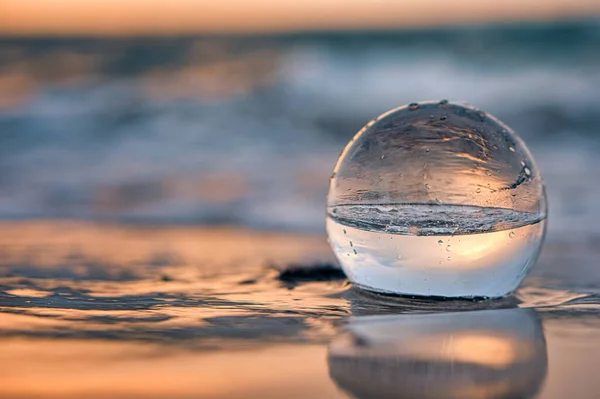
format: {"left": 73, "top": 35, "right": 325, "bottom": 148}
{"left": 1, "top": 0, "right": 600, "bottom": 36}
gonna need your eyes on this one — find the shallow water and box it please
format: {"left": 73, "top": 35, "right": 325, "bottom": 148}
{"left": 0, "top": 221, "right": 598, "bottom": 398}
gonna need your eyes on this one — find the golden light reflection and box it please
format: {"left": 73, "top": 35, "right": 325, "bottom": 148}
{"left": 0, "top": 339, "right": 344, "bottom": 399}
{"left": 0, "top": 220, "right": 350, "bottom": 397}
{"left": 0, "top": 221, "right": 333, "bottom": 273}
{"left": 0, "top": 219, "right": 597, "bottom": 398}
{"left": 539, "top": 318, "right": 600, "bottom": 399}
{"left": 448, "top": 227, "right": 512, "bottom": 261}
{"left": 4, "top": 288, "right": 51, "bottom": 298}
{"left": 358, "top": 330, "right": 532, "bottom": 368}
{"left": 439, "top": 333, "right": 525, "bottom": 368}
{"left": 0, "top": 221, "right": 345, "bottom": 358}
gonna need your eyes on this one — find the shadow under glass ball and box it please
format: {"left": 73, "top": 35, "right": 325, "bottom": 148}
{"left": 326, "top": 101, "right": 547, "bottom": 298}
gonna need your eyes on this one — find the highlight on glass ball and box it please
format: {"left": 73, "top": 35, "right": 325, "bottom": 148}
{"left": 326, "top": 100, "right": 547, "bottom": 298}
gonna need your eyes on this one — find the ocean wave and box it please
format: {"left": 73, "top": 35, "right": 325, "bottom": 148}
{"left": 0, "top": 21, "right": 599, "bottom": 241}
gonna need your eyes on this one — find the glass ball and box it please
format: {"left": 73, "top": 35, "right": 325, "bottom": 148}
{"left": 326, "top": 101, "right": 547, "bottom": 298}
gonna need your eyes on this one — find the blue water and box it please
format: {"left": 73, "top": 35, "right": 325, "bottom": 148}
{"left": 0, "top": 20, "right": 599, "bottom": 237}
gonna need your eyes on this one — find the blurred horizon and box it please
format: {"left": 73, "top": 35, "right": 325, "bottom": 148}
{"left": 1, "top": 17, "right": 600, "bottom": 238}
{"left": 1, "top": 0, "right": 600, "bottom": 249}
{"left": 2, "top": 0, "right": 600, "bottom": 36}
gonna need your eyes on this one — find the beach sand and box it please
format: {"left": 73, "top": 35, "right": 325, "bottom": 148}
{"left": 0, "top": 221, "right": 598, "bottom": 398}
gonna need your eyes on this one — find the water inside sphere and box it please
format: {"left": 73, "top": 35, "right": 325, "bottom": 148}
{"left": 326, "top": 101, "right": 547, "bottom": 298}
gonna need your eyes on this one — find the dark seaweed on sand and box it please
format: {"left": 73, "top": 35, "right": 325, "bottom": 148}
{"left": 277, "top": 263, "right": 346, "bottom": 288}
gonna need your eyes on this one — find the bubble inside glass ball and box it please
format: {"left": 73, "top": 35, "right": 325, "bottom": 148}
{"left": 326, "top": 101, "right": 547, "bottom": 298}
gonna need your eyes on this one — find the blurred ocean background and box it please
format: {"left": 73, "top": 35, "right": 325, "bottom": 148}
{"left": 1, "top": 20, "right": 599, "bottom": 242}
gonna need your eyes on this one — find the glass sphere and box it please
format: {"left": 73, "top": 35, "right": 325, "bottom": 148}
{"left": 326, "top": 101, "right": 547, "bottom": 298}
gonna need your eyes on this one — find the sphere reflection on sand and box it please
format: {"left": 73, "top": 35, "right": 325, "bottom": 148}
{"left": 328, "top": 308, "right": 547, "bottom": 399}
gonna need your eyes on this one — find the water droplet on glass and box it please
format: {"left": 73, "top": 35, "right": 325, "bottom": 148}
{"left": 409, "top": 102, "right": 419, "bottom": 110}
{"left": 447, "top": 256, "right": 452, "bottom": 261}
{"left": 326, "top": 101, "right": 547, "bottom": 297}
{"left": 343, "top": 229, "right": 347, "bottom": 234}
{"left": 349, "top": 241, "right": 353, "bottom": 247}
{"left": 509, "top": 146, "right": 515, "bottom": 152}
{"left": 353, "top": 249, "right": 358, "bottom": 255}
{"left": 438, "top": 99, "right": 448, "bottom": 105}
{"left": 380, "top": 155, "right": 385, "bottom": 160}
{"left": 397, "top": 254, "right": 402, "bottom": 260}
{"left": 425, "top": 148, "right": 430, "bottom": 153}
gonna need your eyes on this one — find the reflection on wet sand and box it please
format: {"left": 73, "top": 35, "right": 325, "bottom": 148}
{"left": 0, "top": 222, "right": 348, "bottom": 398}
{"left": 0, "top": 222, "right": 599, "bottom": 397}
{"left": 0, "top": 221, "right": 348, "bottom": 348}
{"left": 328, "top": 308, "right": 547, "bottom": 399}
{"left": 0, "top": 340, "right": 344, "bottom": 399}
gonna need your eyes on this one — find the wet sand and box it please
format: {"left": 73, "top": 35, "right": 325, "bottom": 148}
{"left": 0, "top": 221, "right": 598, "bottom": 398}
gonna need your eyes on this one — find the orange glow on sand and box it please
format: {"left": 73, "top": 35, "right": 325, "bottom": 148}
{"left": 1, "top": 0, "right": 600, "bottom": 36}
{"left": 0, "top": 339, "right": 343, "bottom": 399}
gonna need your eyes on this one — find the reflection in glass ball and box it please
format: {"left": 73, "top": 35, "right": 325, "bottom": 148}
{"left": 326, "top": 101, "right": 546, "bottom": 298}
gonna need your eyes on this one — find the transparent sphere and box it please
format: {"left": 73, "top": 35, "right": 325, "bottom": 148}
{"left": 326, "top": 101, "right": 547, "bottom": 298}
